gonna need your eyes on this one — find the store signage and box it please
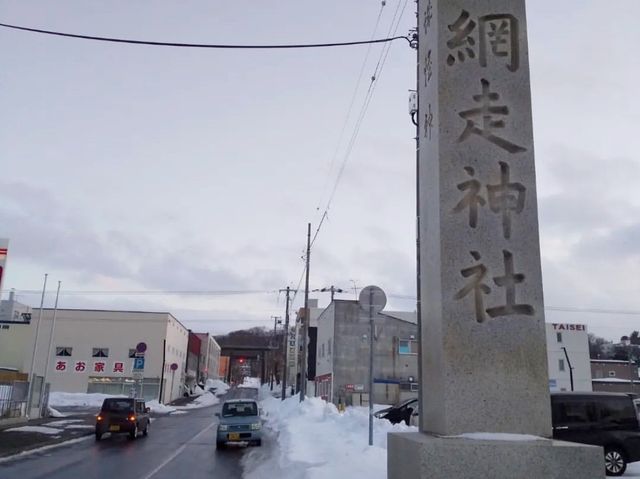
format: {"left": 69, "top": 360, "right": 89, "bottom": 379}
{"left": 133, "top": 357, "right": 145, "bottom": 371}
{"left": 552, "top": 323, "right": 586, "bottom": 332}
{"left": 53, "top": 360, "right": 128, "bottom": 374}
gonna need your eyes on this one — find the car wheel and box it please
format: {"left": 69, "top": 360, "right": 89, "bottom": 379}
{"left": 95, "top": 432, "right": 102, "bottom": 441}
{"left": 129, "top": 425, "right": 138, "bottom": 440}
{"left": 216, "top": 441, "right": 226, "bottom": 450}
{"left": 605, "top": 447, "right": 627, "bottom": 476}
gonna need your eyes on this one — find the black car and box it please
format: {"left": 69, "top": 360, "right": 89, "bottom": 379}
{"left": 551, "top": 392, "right": 640, "bottom": 476}
{"left": 373, "top": 398, "right": 417, "bottom": 425}
{"left": 95, "top": 398, "right": 151, "bottom": 441}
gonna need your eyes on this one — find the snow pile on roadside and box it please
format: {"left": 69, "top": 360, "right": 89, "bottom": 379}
{"left": 48, "top": 406, "right": 68, "bottom": 418}
{"left": 175, "top": 392, "right": 219, "bottom": 410}
{"left": 146, "top": 400, "right": 176, "bottom": 414}
{"left": 192, "top": 385, "right": 205, "bottom": 396}
{"left": 242, "top": 395, "right": 417, "bottom": 479}
{"left": 48, "top": 392, "right": 125, "bottom": 408}
{"left": 205, "top": 378, "right": 230, "bottom": 396}
{"left": 239, "top": 377, "right": 261, "bottom": 389}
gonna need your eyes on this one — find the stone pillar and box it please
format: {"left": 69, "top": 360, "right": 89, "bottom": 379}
{"left": 388, "top": 1, "right": 603, "bottom": 477}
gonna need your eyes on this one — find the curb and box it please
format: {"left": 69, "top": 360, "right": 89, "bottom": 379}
{"left": 0, "top": 433, "right": 93, "bottom": 464}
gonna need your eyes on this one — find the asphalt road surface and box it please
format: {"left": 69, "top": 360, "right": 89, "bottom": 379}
{"left": 0, "top": 389, "right": 256, "bottom": 479}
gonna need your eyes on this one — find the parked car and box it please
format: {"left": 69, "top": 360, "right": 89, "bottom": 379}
{"left": 373, "top": 398, "right": 418, "bottom": 425}
{"left": 95, "top": 398, "right": 150, "bottom": 441}
{"left": 216, "top": 399, "right": 262, "bottom": 449}
{"left": 551, "top": 392, "right": 640, "bottom": 476}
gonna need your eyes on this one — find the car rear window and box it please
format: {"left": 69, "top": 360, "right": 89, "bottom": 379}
{"left": 103, "top": 399, "right": 134, "bottom": 412}
{"left": 222, "top": 402, "right": 258, "bottom": 417}
{"left": 599, "top": 397, "right": 637, "bottom": 425}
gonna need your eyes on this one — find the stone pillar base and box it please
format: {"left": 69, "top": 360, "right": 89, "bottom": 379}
{"left": 388, "top": 432, "right": 604, "bottom": 479}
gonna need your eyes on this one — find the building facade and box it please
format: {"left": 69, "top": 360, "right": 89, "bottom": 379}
{"left": 195, "top": 333, "right": 221, "bottom": 382}
{"left": 591, "top": 359, "right": 640, "bottom": 394}
{"left": 315, "top": 299, "right": 418, "bottom": 406}
{"left": 546, "top": 323, "right": 592, "bottom": 392}
{"left": 0, "top": 308, "right": 190, "bottom": 405}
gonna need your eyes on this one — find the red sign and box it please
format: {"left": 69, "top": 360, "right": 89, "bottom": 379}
{"left": 93, "top": 361, "right": 106, "bottom": 373}
{"left": 74, "top": 361, "right": 86, "bottom": 372}
{"left": 55, "top": 360, "right": 67, "bottom": 372}
{"left": 113, "top": 362, "right": 124, "bottom": 373}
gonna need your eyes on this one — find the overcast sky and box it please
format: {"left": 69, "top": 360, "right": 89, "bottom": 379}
{"left": 0, "top": 1, "right": 638, "bottom": 340}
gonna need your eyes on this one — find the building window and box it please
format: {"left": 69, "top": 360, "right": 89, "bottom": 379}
{"left": 558, "top": 359, "right": 565, "bottom": 372}
{"left": 1, "top": 325, "right": 9, "bottom": 330}
{"left": 328, "top": 339, "right": 332, "bottom": 356}
{"left": 56, "top": 347, "right": 72, "bottom": 357}
{"left": 556, "top": 332, "right": 562, "bottom": 343}
{"left": 399, "top": 340, "right": 418, "bottom": 355}
{"left": 609, "top": 371, "right": 616, "bottom": 377}
{"left": 92, "top": 348, "right": 109, "bottom": 358}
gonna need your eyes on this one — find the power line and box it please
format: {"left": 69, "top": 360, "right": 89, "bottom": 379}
{"left": 310, "top": 0, "right": 410, "bottom": 249}
{"left": 0, "top": 21, "right": 409, "bottom": 50}
{"left": 1, "top": 289, "right": 276, "bottom": 296}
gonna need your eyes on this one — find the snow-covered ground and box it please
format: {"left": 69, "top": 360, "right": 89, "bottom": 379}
{"left": 48, "top": 392, "right": 125, "bottom": 408}
{"left": 242, "top": 395, "right": 416, "bottom": 479}
{"left": 5, "top": 425, "right": 64, "bottom": 435}
{"left": 174, "top": 392, "right": 219, "bottom": 410}
{"left": 239, "top": 377, "right": 261, "bottom": 389}
{"left": 242, "top": 395, "right": 634, "bottom": 479}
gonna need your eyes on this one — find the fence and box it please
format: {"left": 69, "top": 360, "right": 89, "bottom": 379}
{"left": 0, "top": 381, "right": 28, "bottom": 419}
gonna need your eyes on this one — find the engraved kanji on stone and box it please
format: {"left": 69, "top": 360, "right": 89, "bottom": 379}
{"left": 458, "top": 79, "right": 526, "bottom": 153}
{"left": 424, "top": 104, "right": 434, "bottom": 140}
{"left": 424, "top": 49, "right": 433, "bottom": 87}
{"left": 446, "top": 10, "right": 476, "bottom": 66}
{"left": 453, "top": 167, "right": 485, "bottom": 228}
{"left": 486, "top": 250, "right": 534, "bottom": 318}
{"left": 454, "top": 251, "right": 491, "bottom": 323}
{"left": 487, "top": 161, "right": 526, "bottom": 239}
{"left": 423, "top": 0, "right": 433, "bottom": 36}
{"left": 479, "top": 15, "right": 520, "bottom": 72}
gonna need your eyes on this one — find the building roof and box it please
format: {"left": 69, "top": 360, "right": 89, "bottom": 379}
{"left": 381, "top": 311, "right": 417, "bottom": 324}
{"left": 34, "top": 307, "right": 188, "bottom": 331}
{"left": 592, "top": 378, "right": 636, "bottom": 383}
{"left": 591, "top": 359, "right": 630, "bottom": 364}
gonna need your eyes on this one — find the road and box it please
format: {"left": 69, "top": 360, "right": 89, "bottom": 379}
{"left": 0, "top": 390, "right": 256, "bottom": 479}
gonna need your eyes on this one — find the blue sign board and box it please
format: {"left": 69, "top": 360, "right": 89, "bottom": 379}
{"left": 133, "top": 357, "right": 145, "bottom": 371}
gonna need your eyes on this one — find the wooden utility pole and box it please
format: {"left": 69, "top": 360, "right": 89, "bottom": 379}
{"left": 280, "top": 286, "right": 292, "bottom": 401}
{"left": 300, "top": 223, "right": 311, "bottom": 402}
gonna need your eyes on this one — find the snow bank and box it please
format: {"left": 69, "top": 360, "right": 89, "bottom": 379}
{"left": 242, "top": 395, "right": 417, "bottom": 479}
{"left": 205, "top": 379, "right": 230, "bottom": 396}
{"left": 6, "top": 425, "right": 63, "bottom": 435}
{"left": 48, "top": 392, "right": 124, "bottom": 408}
{"left": 48, "top": 406, "right": 68, "bottom": 418}
{"left": 146, "top": 400, "right": 176, "bottom": 414}
{"left": 175, "top": 392, "right": 219, "bottom": 410}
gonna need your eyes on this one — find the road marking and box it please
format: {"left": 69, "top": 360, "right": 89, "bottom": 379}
{"left": 140, "top": 421, "right": 217, "bottom": 479}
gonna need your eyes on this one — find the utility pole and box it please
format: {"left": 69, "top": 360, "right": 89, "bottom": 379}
{"left": 26, "top": 273, "right": 48, "bottom": 418}
{"left": 300, "top": 223, "right": 311, "bottom": 402}
{"left": 270, "top": 316, "right": 281, "bottom": 390}
{"left": 280, "top": 286, "right": 292, "bottom": 401}
{"left": 41, "top": 280, "right": 61, "bottom": 414}
{"left": 561, "top": 347, "right": 574, "bottom": 392}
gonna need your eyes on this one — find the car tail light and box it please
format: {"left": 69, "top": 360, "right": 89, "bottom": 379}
{"left": 97, "top": 415, "right": 103, "bottom": 421}
{"left": 128, "top": 415, "right": 136, "bottom": 422}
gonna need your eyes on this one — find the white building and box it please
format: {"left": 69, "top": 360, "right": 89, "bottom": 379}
{"left": 195, "top": 333, "right": 221, "bottom": 382}
{"left": 0, "top": 308, "right": 190, "bottom": 411}
{"left": 546, "top": 322, "right": 592, "bottom": 392}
